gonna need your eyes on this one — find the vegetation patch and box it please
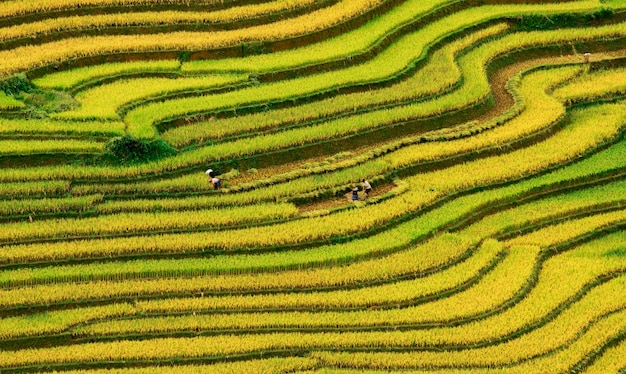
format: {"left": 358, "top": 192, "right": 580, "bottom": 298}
{"left": 2, "top": 0, "right": 626, "bottom": 372}
{"left": 103, "top": 135, "right": 177, "bottom": 165}
{"left": 513, "top": 8, "right": 616, "bottom": 31}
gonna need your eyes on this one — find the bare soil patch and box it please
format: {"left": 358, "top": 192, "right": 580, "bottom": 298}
{"left": 297, "top": 181, "right": 396, "bottom": 213}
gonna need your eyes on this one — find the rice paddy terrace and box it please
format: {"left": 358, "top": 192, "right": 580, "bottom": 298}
{"left": 1, "top": 0, "right": 626, "bottom": 372}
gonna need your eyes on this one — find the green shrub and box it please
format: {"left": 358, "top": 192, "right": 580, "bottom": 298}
{"left": 105, "top": 135, "right": 177, "bottom": 165}
{"left": 513, "top": 8, "right": 615, "bottom": 30}
{"left": 178, "top": 51, "right": 191, "bottom": 62}
{"left": 24, "top": 90, "right": 78, "bottom": 114}
{"left": 0, "top": 74, "right": 32, "bottom": 96}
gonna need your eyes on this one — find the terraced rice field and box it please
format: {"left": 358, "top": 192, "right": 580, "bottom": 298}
{"left": 1, "top": 0, "right": 626, "bottom": 372}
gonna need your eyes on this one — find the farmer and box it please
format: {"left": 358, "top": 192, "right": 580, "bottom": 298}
{"left": 351, "top": 184, "right": 359, "bottom": 201}
{"left": 362, "top": 179, "right": 372, "bottom": 198}
{"left": 205, "top": 168, "right": 214, "bottom": 181}
{"left": 206, "top": 168, "right": 220, "bottom": 189}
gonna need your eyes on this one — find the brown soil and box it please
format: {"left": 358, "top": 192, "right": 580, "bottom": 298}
{"left": 225, "top": 49, "right": 626, "bottom": 202}
{"left": 297, "top": 181, "right": 397, "bottom": 213}
{"left": 480, "top": 49, "right": 626, "bottom": 123}
{"left": 226, "top": 144, "right": 378, "bottom": 185}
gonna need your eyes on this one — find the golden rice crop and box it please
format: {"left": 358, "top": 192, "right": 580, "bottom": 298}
{"left": 0, "top": 199, "right": 466, "bottom": 266}
{"left": 553, "top": 66, "right": 626, "bottom": 105}
{"left": 0, "top": 234, "right": 472, "bottom": 307}
{"left": 0, "top": 51, "right": 618, "bottom": 185}
{"left": 0, "top": 303, "right": 134, "bottom": 339}
{"left": 0, "top": 239, "right": 498, "bottom": 339}
{"left": 140, "top": 239, "right": 626, "bottom": 367}
{"left": 459, "top": 179, "right": 626, "bottom": 241}
{"left": 0, "top": 139, "right": 104, "bottom": 155}
{"left": 180, "top": 1, "right": 605, "bottom": 74}
{"left": 4, "top": 178, "right": 551, "bottom": 288}
{"left": 312, "top": 307, "right": 626, "bottom": 372}
{"left": 33, "top": 60, "right": 180, "bottom": 90}
{"left": 2, "top": 98, "right": 623, "bottom": 265}
{"left": 0, "top": 118, "right": 125, "bottom": 136}
{"left": 3, "top": 205, "right": 623, "bottom": 310}
{"left": 0, "top": 188, "right": 437, "bottom": 262}
{"left": 0, "top": 194, "right": 101, "bottom": 216}
{"left": 73, "top": 243, "right": 528, "bottom": 337}
{"left": 504, "top": 209, "right": 626, "bottom": 248}
{"left": 309, "top": 236, "right": 626, "bottom": 369}
{"left": 54, "top": 73, "right": 248, "bottom": 121}
{"left": 0, "top": 180, "right": 70, "bottom": 197}
{"left": 0, "top": 0, "right": 386, "bottom": 78}
{"left": 18, "top": 205, "right": 625, "bottom": 339}
{"left": 158, "top": 62, "right": 618, "bottom": 210}
{"left": 0, "top": 0, "right": 320, "bottom": 43}
{"left": 70, "top": 173, "right": 210, "bottom": 195}
{"left": 403, "top": 101, "right": 626, "bottom": 194}
{"left": 382, "top": 65, "right": 580, "bottom": 170}
{"left": 0, "top": 91, "right": 24, "bottom": 109}
{"left": 1, "top": 0, "right": 626, "bottom": 371}
{"left": 100, "top": 179, "right": 626, "bottom": 314}
{"left": 0, "top": 202, "right": 298, "bottom": 243}
{"left": 126, "top": 239, "right": 501, "bottom": 313}
{"left": 163, "top": 23, "right": 510, "bottom": 145}
{"left": 582, "top": 338, "right": 626, "bottom": 374}
{"left": 0, "top": 0, "right": 226, "bottom": 18}
{"left": 55, "top": 357, "right": 319, "bottom": 374}
{"left": 79, "top": 268, "right": 626, "bottom": 354}
{"left": 123, "top": 11, "right": 592, "bottom": 140}
{"left": 2, "top": 304, "right": 625, "bottom": 369}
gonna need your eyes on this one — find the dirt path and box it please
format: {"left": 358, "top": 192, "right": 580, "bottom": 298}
{"left": 297, "top": 181, "right": 397, "bottom": 213}
{"left": 480, "top": 49, "right": 626, "bottom": 124}
{"left": 227, "top": 49, "right": 626, "bottom": 210}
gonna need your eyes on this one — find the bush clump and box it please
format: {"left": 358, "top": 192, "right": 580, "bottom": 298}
{"left": 24, "top": 90, "right": 78, "bottom": 115}
{"left": 105, "top": 135, "right": 177, "bottom": 165}
{"left": 513, "top": 8, "right": 615, "bottom": 31}
{"left": 0, "top": 74, "right": 32, "bottom": 96}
